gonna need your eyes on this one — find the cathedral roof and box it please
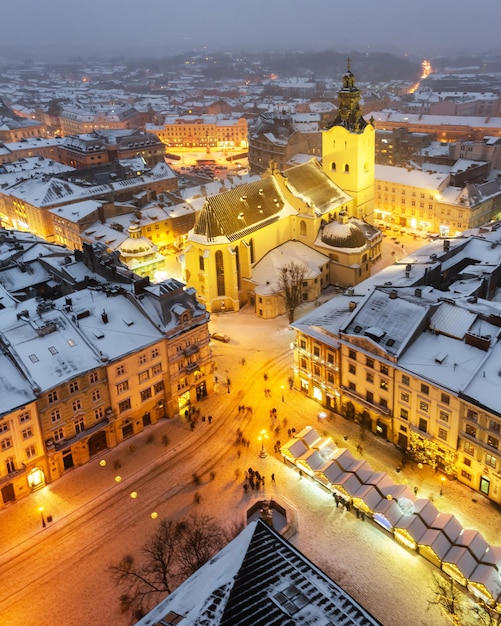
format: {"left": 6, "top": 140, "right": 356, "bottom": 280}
{"left": 193, "top": 176, "right": 285, "bottom": 243}
{"left": 282, "top": 159, "right": 351, "bottom": 216}
{"left": 191, "top": 159, "right": 351, "bottom": 243}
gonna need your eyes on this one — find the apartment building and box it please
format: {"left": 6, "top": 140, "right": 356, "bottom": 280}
{"left": 146, "top": 114, "right": 248, "bottom": 150}
{"left": 291, "top": 227, "right": 501, "bottom": 505}
{"left": 375, "top": 164, "right": 501, "bottom": 235}
{"left": 0, "top": 233, "right": 212, "bottom": 508}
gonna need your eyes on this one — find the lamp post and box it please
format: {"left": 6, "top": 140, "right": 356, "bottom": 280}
{"left": 258, "top": 429, "right": 268, "bottom": 458}
{"left": 281, "top": 385, "right": 284, "bottom": 402}
{"left": 440, "top": 476, "right": 445, "bottom": 496}
{"left": 39, "top": 506, "right": 46, "bottom": 528}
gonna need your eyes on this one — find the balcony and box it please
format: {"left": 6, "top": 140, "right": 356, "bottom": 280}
{"left": 341, "top": 386, "right": 391, "bottom": 416}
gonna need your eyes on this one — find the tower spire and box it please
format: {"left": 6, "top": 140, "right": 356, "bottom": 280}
{"left": 327, "top": 61, "right": 367, "bottom": 133}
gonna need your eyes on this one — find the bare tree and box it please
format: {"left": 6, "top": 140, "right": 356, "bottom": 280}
{"left": 108, "top": 513, "right": 239, "bottom": 620}
{"left": 468, "top": 600, "right": 501, "bottom": 626}
{"left": 277, "top": 260, "right": 308, "bottom": 323}
{"left": 428, "top": 572, "right": 464, "bottom": 626}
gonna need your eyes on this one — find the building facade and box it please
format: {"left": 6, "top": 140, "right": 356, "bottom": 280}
{"left": 0, "top": 235, "right": 212, "bottom": 507}
{"left": 291, "top": 229, "right": 501, "bottom": 505}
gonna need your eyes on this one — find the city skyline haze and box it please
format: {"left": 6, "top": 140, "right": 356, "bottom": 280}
{"left": 2, "top": 0, "right": 500, "bottom": 62}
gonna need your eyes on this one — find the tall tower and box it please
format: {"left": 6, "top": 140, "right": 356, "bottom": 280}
{"left": 322, "top": 61, "right": 375, "bottom": 223}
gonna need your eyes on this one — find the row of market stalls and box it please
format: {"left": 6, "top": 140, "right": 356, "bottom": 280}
{"left": 280, "top": 426, "right": 501, "bottom": 610}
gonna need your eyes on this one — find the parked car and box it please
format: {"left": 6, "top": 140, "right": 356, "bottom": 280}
{"left": 211, "top": 332, "right": 230, "bottom": 343}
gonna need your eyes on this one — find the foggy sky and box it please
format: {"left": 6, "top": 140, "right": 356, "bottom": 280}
{"left": 2, "top": 0, "right": 500, "bottom": 62}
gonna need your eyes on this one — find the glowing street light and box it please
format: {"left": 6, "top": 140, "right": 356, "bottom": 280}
{"left": 258, "top": 429, "right": 268, "bottom": 458}
{"left": 281, "top": 385, "right": 285, "bottom": 402}
{"left": 38, "top": 506, "right": 46, "bottom": 528}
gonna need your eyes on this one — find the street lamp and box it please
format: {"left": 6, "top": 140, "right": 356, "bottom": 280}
{"left": 258, "top": 429, "right": 268, "bottom": 458}
{"left": 440, "top": 476, "right": 445, "bottom": 496}
{"left": 39, "top": 506, "right": 46, "bottom": 528}
{"left": 281, "top": 385, "right": 284, "bottom": 402}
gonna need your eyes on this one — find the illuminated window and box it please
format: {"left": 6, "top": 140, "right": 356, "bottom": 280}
{"left": 464, "top": 441, "right": 475, "bottom": 456}
{"left": 465, "top": 423, "right": 476, "bottom": 438}
{"left": 487, "top": 435, "right": 499, "bottom": 450}
{"left": 439, "top": 411, "right": 449, "bottom": 423}
{"left": 485, "top": 453, "right": 497, "bottom": 469}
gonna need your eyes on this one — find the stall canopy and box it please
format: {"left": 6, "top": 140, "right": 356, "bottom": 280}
{"left": 352, "top": 484, "right": 384, "bottom": 514}
{"left": 364, "top": 472, "right": 396, "bottom": 498}
{"left": 372, "top": 498, "right": 405, "bottom": 532}
{"left": 330, "top": 448, "right": 358, "bottom": 472}
{"left": 296, "top": 449, "right": 332, "bottom": 475}
{"left": 413, "top": 498, "right": 440, "bottom": 527}
{"left": 294, "top": 426, "right": 322, "bottom": 448}
{"left": 418, "top": 528, "right": 453, "bottom": 567}
{"left": 430, "top": 513, "right": 463, "bottom": 544}
{"left": 467, "top": 562, "right": 501, "bottom": 606}
{"left": 394, "top": 514, "right": 429, "bottom": 549}
{"left": 280, "top": 439, "right": 309, "bottom": 463}
{"left": 442, "top": 545, "right": 479, "bottom": 586}
{"left": 455, "top": 529, "right": 490, "bottom": 561}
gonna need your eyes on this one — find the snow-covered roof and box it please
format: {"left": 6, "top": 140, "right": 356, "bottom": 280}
{"left": 136, "top": 519, "right": 383, "bottom": 626}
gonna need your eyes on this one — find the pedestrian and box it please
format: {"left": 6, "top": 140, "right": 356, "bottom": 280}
{"left": 299, "top": 469, "right": 303, "bottom": 479}
{"left": 208, "top": 415, "right": 212, "bottom": 424}
{"left": 243, "top": 483, "right": 248, "bottom": 494}
{"left": 202, "top": 415, "right": 206, "bottom": 422}
{"left": 261, "top": 476, "right": 265, "bottom": 486}
{"left": 288, "top": 428, "right": 292, "bottom": 437}
{"left": 271, "top": 473, "right": 275, "bottom": 482}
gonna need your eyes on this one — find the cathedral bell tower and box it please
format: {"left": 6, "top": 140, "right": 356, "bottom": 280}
{"left": 322, "top": 61, "right": 375, "bottom": 224}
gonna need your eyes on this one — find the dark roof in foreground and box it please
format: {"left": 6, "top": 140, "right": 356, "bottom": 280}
{"left": 136, "top": 518, "right": 383, "bottom": 626}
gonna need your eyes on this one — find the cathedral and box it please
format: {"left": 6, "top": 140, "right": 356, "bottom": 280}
{"left": 183, "top": 65, "right": 381, "bottom": 318}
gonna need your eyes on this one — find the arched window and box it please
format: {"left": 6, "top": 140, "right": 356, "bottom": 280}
{"left": 344, "top": 164, "right": 350, "bottom": 173}
{"left": 215, "top": 250, "right": 225, "bottom": 296}
{"left": 331, "top": 162, "right": 336, "bottom": 172}
{"left": 199, "top": 253, "right": 204, "bottom": 271}
{"left": 6, "top": 457, "right": 15, "bottom": 474}
{"left": 249, "top": 238, "right": 255, "bottom": 264}
{"left": 299, "top": 220, "right": 307, "bottom": 237}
